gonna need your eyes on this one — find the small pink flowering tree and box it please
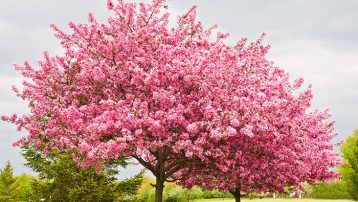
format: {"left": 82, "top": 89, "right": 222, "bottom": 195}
{"left": 177, "top": 35, "right": 340, "bottom": 202}
{"left": 1, "top": 1, "right": 340, "bottom": 201}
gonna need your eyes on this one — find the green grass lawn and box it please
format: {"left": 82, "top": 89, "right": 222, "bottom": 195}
{"left": 193, "top": 199, "right": 354, "bottom": 202}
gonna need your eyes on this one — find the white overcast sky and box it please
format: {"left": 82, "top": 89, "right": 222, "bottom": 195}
{"left": 1, "top": 0, "right": 357, "bottom": 178}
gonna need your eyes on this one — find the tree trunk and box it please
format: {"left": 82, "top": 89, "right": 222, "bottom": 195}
{"left": 155, "top": 176, "right": 165, "bottom": 202}
{"left": 230, "top": 188, "right": 242, "bottom": 202}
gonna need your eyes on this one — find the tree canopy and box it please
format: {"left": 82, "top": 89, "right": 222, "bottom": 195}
{"left": 1, "top": 0, "right": 340, "bottom": 201}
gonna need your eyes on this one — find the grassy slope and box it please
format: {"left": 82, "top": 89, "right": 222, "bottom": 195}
{"left": 193, "top": 199, "right": 354, "bottom": 202}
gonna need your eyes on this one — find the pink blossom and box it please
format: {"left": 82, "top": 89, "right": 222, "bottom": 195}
{"left": 230, "top": 119, "right": 240, "bottom": 127}
{"left": 34, "top": 139, "right": 42, "bottom": 148}
{"left": 187, "top": 123, "right": 199, "bottom": 134}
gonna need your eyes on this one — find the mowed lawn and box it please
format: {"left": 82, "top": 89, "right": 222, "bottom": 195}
{"left": 193, "top": 199, "right": 353, "bottom": 202}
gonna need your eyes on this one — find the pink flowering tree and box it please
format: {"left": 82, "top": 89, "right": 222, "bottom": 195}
{"left": 1, "top": 1, "right": 241, "bottom": 201}
{"left": 1, "top": 1, "right": 340, "bottom": 202}
{"left": 176, "top": 35, "right": 340, "bottom": 202}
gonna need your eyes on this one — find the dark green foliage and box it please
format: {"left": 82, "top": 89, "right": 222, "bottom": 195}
{"left": 309, "top": 180, "right": 351, "bottom": 199}
{"left": 340, "top": 129, "right": 358, "bottom": 200}
{"left": 26, "top": 153, "right": 121, "bottom": 202}
{"left": 21, "top": 145, "right": 142, "bottom": 202}
{"left": 116, "top": 173, "right": 144, "bottom": 202}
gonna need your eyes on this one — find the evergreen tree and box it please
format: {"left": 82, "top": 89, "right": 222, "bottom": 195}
{"left": 22, "top": 145, "right": 142, "bottom": 202}
{"left": 117, "top": 173, "right": 144, "bottom": 201}
{"left": 0, "top": 161, "right": 18, "bottom": 202}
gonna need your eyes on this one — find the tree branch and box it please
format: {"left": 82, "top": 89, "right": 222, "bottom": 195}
{"left": 131, "top": 155, "right": 155, "bottom": 173}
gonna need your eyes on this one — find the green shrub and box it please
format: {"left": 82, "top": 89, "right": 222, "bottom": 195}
{"left": 164, "top": 186, "right": 202, "bottom": 202}
{"left": 309, "top": 180, "right": 351, "bottom": 199}
{"left": 138, "top": 184, "right": 208, "bottom": 202}
{"left": 136, "top": 176, "right": 233, "bottom": 201}
{"left": 202, "top": 189, "right": 228, "bottom": 199}
{"left": 203, "top": 189, "right": 234, "bottom": 199}
{"left": 166, "top": 186, "right": 182, "bottom": 202}
{"left": 248, "top": 192, "right": 266, "bottom": 200}
{"left": 138, "top": 190, "right": 151, "bottom": 202}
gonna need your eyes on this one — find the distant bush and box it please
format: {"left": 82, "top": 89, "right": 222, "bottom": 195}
{"left": 202, "top": 189, "right": 232, "bottom": 199}
{"left": 165, "top": 186, "right": 203, "bottom": 202}
{"left": 248, "top": 192, "right": 267, "bottom": 200}
{"left": 138, "top": 186, "right": 203, "bottom": 202}
{"left": 309, "top": 180, "right": 351, "bottom": 199}
{"left": 137, "top": 178, "right": 234, "bottom": 202}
